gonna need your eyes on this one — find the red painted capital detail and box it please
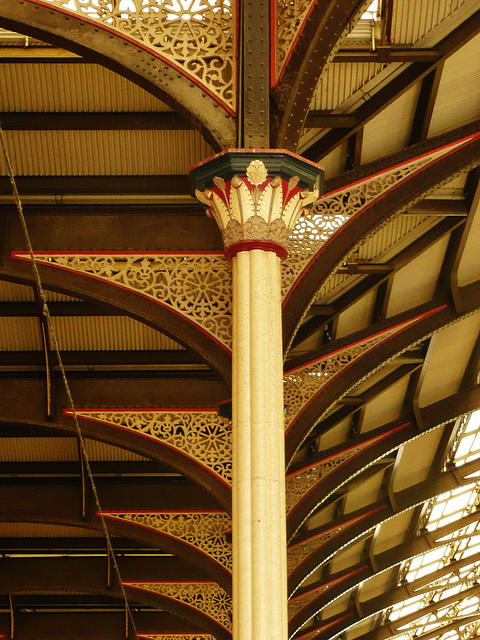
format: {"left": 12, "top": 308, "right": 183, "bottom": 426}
{"left": 196, "top": 158, "right": 319, "bottom": 259}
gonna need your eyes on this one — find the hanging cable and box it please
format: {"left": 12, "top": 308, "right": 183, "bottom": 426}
{"left": 0, "top": 124, "right": 139, "bottom": 640}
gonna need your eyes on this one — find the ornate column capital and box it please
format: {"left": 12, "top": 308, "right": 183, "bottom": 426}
{"left": 190, "top": 150, "right": 323, "bottom": 259}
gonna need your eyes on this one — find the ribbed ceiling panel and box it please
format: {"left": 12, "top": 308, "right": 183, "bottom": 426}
{"left": 0, "top": 129, "right": 212, "bottom": 176}
{"left": 428, "top": 34, "right": 480, "bottom": 138}
{"left": 50, "top": 316, "right": 184, "bottom": 351}
{"left": 0, "top": 522, "right": 102, "bottom": 538}
{"left": 391, "top": 0, "right": 467, "bottom": 44}
{"left": 0, "top": 280, "right": 35, "bottom": 301}
{"left": 0, "top": 63, "right": 170, "bottom": 112}
{"left": 0, "top": 317, "right": 42, "bottom": 350}
{"left": 84, "top": 439, "right": 147, "bottom": 462}
{"left": 0, "top": 437, "right": 78, "bottom": 462}
{"left": 0, "top": 280, "right": 80, "bottom": 302}
{"left": 361, "top": 84, "right": 420, "bottom": 164}
{"left": 310, "top": 62, "right": 387, "bottom": 111}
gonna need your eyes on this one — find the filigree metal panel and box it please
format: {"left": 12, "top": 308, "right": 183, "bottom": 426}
{"left": 66, "top": 409, "right": 232, "bottom": 485}
{"left": 288, "top": 572, "right": 358, "bottom": 620}
{"left": 13, "top": 252, "right": 232, "bottom": 350}
{"left": 287, "top": 511, "right": 377, "bottom": 575}
{"left": 104, "top": 511, "right": 232, "bottom": 570}
{"left": 281, "top": 138, "right": 477, "bottom": 299}
{"left": 127, "top": 582, "right": 232, "bottom": 631}
{"left": 271, "top": 0, "right": 317, "bottom": 86}
{"left": 26, "top": 0, "right": 237, "bottom": 113}
{"left": 139, "top": 636, "right": 216, "bottom": 640}
{"left": 285, "top": 434, "right": 387, "bottom": 514}
{"left": 283, "top": 317, "right": 419, "bottom": 432}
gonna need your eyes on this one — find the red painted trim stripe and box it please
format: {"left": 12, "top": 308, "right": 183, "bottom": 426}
{"left": 23, "top": 0, "right": 237, "bottom": 115}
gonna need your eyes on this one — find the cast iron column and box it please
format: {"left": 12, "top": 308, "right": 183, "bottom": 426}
{"left": 191, "top": 150, "right": 323, "bottom": 640}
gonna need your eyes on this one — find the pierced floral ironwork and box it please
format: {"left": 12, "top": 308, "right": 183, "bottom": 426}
{"left": 287, "top": 513, "right": 371, "bottom": 575}
{"left": 67, "top": 409, "right": 232, "bottom": 485}
{"left": 105, "top": 511, "right": 232, "bottom": 570}
{"left": 13, "top": 253, "right": 232, "bottom": 350}
{"left": 285, "top": 437, "right": 380, "bottom": 514}
{"left": 288, "top": 574, "right": 349, "bottom": 619}
{"left": 281, "top": 139, "right": 476, "bottom": 299}
{"left": 272, "top": 0, "right": 316, "bottom": 86}
{"left": 139, "top": 636, "right": 216, "bottom": 640}
{"left": 28, "top": 0, "right": 237, "bottom": 112}
{"left": 127, "top": 582, "right": 232, "bottom": 631}
{"left": 283, "top": 320, "right": 418, "bottom": 432}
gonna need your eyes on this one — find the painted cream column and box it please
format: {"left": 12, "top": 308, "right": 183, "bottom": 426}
{"left": 190, "top": 151, "right": 323, "bottom": 640}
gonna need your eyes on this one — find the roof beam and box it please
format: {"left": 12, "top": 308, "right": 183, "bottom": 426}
{"left": 0, "top": 610, "right": 201, "bottom": 640}
{"left": 302, "top": 8, "right": 480, "bottom": 161}
{"left": 284, "top": 123, "right": 480, "bottom": 349}
{"left": 408, "top": 63, "right": 444, "bottom": 145}
{"left": 0, "top": 111, "right": 194, "bottom": 131}
{"left": 0, "top": 555, "right": 231, "bottom": 640}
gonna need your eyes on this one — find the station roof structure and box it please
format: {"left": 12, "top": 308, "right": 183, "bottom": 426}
{"left": 0, "top": 1, "right": 480, "bottom": 639}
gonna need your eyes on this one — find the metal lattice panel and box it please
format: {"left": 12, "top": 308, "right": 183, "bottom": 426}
{"left": 271, "top": 0, "right": 316, "bottom": 86}
{"left": 104, "top": 511, "right": 232, "bottom": 570}
{"left": 66, "top": 409, "right": 232, "bottom": 485}
{"left": 13, "top": 252, "right": 233, "bottom": 350}
{"left": 282, "top": 137, "right": 474, "bottom": 300}
{"left": 24, "top": 0, "right": 237, "bottom": 113}
{"left": 288, "top": 570, "right": 363, "bottom": 620}
{"left": 126, "top": 582, "right": 232, "bottom": 631}
{"left": 285, "top": 432, "right": 392, "bottom": 514}
{"left": 283, "top": 316, "right": 421, "bottom": 431}
{"left": 287, "top": 509, "right": 382, "bottom": 575}
{"left": 139, "top": 636, "right": 216, "bottom": 640}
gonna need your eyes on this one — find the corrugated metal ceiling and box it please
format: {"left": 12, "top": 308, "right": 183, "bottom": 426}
{"left": 0, "top": 63, "right": 170, "bottom": 112}
{"left": 0, "top": 315, "right": 183, "bottom": 351}
{"left": 391, "top": 0, "right": 468, "bottom": 44}
{"left": 0, "top": 129, "right": 213, "bottom": 176}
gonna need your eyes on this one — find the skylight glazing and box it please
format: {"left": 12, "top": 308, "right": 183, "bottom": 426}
{"left": 381, "top": 410, "right": 480, "bottom": 639}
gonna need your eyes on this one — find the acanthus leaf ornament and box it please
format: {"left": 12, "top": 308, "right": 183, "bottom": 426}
{"left": 195, "top": 159, "right": 319, "bottom": 255}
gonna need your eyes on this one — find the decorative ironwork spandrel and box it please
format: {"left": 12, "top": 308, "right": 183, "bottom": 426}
{"left": 271, "top": 0, "right": 316, "bottom": 86}
{"left": 283, "top": 324, "right": 409, "bottom": 432}
{"left": 288, "top": 573, "right": 354, "bottom": 620}
{"left": 13, "top": 253, "right": 232, "bottom": 350}
{"left": 26, "top": 0, "right": 237, "bottom": 113}
{"left": 281, "top": 138, "right": 477, "bottom": 299}
{"left": 105, "top": 511, "right": 232, "bottom": 570}
{"left": 287, "top": 512, "right": 374, "bottom": 574}
{"left": 285, "top": 437, "right": 379, "bottom": 514}
{"left": 139, "top": 636, "right": 216, "bottom": 640}
{"left": 66, "top": 409, "right": 232, "bottom": 485}
{"left": 127, "top": 582, "right": 232, "bottom": 631}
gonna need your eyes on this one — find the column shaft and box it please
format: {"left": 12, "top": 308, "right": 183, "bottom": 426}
{"left": 232, "top": 248, "right": 288, "bottom": 640}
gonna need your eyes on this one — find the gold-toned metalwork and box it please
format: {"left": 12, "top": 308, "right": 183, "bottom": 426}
{"left": 285, "top": 437, "right": 380, "bottom": 514}
{"left": 139, "top": 636, "right": 216, "bottom": 640}
{"left": 67, "top": 409, "right": 232, "bottom": 485}
{"left": 127, "top": 582, "right": 232, "bottom": 631}
{"left": 13, "top": 253, "right": 232, "bottom": 350}
{"left": 105, "top": 511, "right": 232, "bottom": 570}
{"left": 288, "top": 574, "right": 347, "bottom": 619}
{"left": 272, "top": 0, "right": 317, "bottom": 85}
{"left": 29, "top": 0, "right": 237, "bottom": 112}
{"left": 281, "top": 139, "right": 475, "bottom": 299}
{"left": 283, "top": 322, "right": 416, "bottom": 432}
{"left": 287, "top": 513, "right": 369, "bottom": 574}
